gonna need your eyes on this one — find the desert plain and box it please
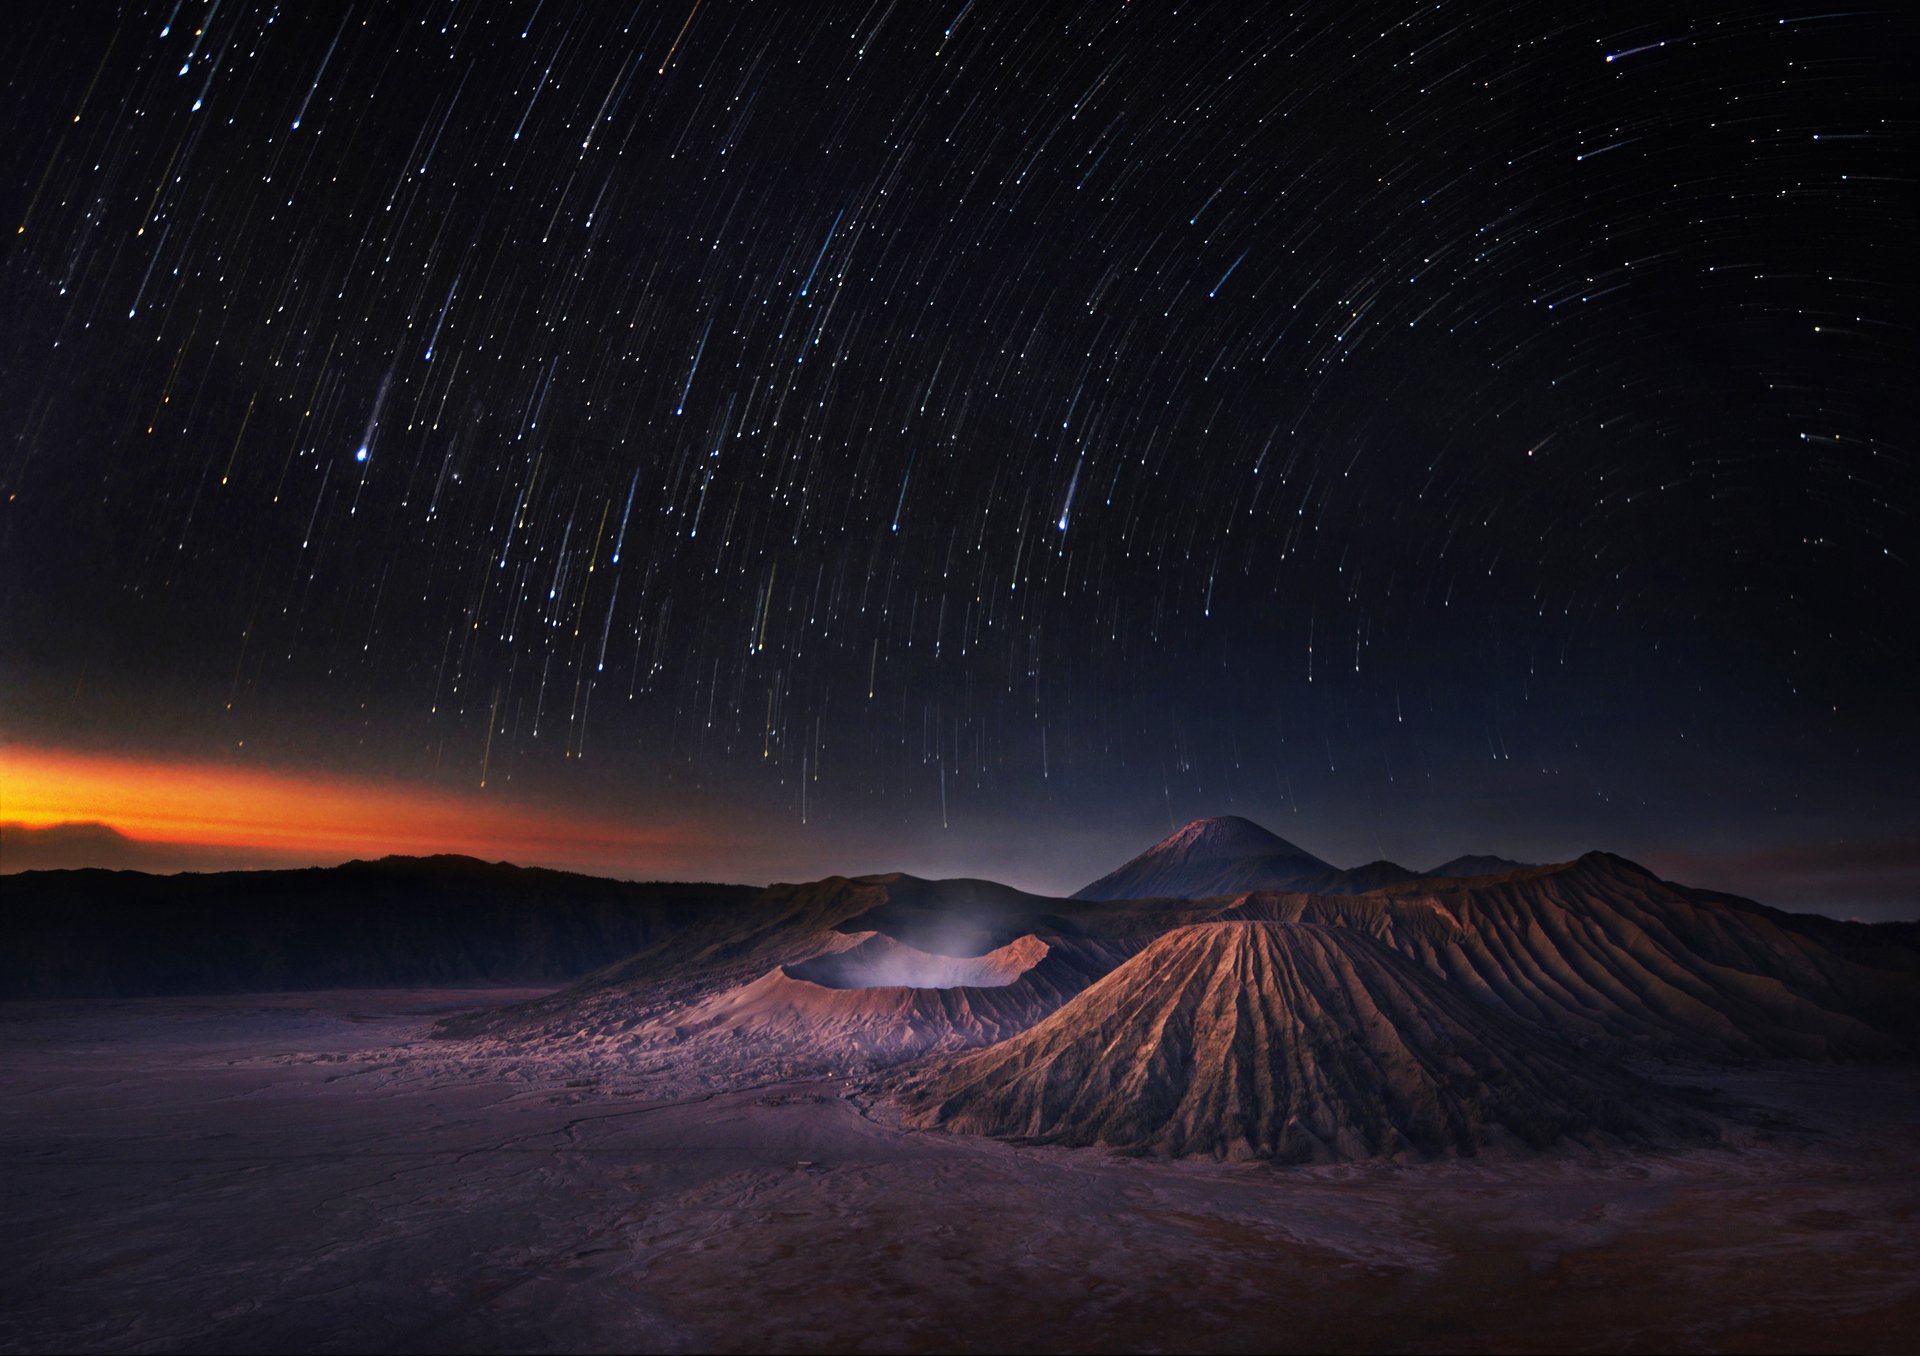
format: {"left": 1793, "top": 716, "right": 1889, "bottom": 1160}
{"left": 3, "top": 986, "right": 1916, "bottom": 1354}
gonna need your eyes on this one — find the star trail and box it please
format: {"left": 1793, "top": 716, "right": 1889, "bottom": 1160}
{"left": 1, "top": 1, "right": 1914, "bottom": 910}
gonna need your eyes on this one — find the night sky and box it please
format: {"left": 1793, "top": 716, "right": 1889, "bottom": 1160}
{"left": 2, "top": 1, "right": 1914, "bottom": 916}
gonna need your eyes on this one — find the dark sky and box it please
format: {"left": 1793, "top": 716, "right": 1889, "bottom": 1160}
{"left": 2, "top": 1, "right": 1914, "bottom": 916}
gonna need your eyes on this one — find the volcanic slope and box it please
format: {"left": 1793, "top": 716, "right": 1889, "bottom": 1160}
{"left": 1072, "top": 816, "right": 1455, "bottom": 898}
{"left": 1214, "top": 853, "right": 1920, "bottom": 1061}
{"left": 1063, "top": 821, "right": 1917, "bottom": 1061}
{"left": 443, "top": 854, "right": 1918, "bottom": 1075}
{"left": 651, "top": 930, "right": 1135, "bottom": 1071}
{"left": 444, "top": 873, "right": 1122, "bottom": 1029}
{"left": 439, "top": 873, "right": 1142, "bottom": 1079}
{"left": 905, "top": 921, "right": 1719, "bottom": 1161}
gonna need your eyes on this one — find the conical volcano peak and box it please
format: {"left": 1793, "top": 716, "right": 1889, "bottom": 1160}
{"left": 1073, "top": 815, "right": 1335, "bottom": 900}
{"left": 1157, "top": 816, "right": 1316, "bottom": 861}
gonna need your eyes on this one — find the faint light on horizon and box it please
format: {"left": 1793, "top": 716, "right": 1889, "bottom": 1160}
{"left": 0, "top": 745, "right": 711, "bottom": 875}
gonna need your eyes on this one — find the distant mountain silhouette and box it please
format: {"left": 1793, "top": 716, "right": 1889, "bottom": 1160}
{"left": 1335, "top": 858, "right": 1425, "bottom": 891}
{"left": 1428, "top": 853, "right": 1534, "bottom": 878}
{"left": 1072, "top": 817, "right": 1532, "bottom": 899}
{"left": 0, "top": 856, "right": 758, "bottom": 999}
{"left": 2, "top": 821, "right": 198, "bottom": 873}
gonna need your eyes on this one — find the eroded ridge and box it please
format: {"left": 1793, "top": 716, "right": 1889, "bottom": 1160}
{"left": 906, "top": 921, "right": 1721, "bottom": 1161}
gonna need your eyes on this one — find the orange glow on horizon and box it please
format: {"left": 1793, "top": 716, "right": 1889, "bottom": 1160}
{"left": 0, "top": 745, "right": 704, "bottom": 872}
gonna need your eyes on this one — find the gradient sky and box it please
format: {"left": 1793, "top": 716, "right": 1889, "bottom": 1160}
{"left": 2, "top": 2, "right": 1914, "bottom": 918}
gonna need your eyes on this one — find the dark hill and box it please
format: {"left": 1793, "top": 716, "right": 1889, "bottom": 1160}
{"left": 1428, "top": 854, "right": 1534, "bottom": 878}
{"left": 1332, "top": 858, "right": 1423, "bottom": 891}
{"left": 0, "top": 856, "right": 759, "bottom": 999}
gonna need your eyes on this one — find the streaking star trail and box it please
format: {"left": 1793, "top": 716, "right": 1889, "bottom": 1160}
{"left": 0, "top": 0, "right": 1914, "bottom": 909}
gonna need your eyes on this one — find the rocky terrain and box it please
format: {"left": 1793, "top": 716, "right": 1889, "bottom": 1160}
{"left": 3, "top": 990, "right": 1915, "bottom": 1353}
{"left": 904, "top": 921, "right": 1720, "bottom": 1160}
{"left": 6, "top": 818, "right": 1919, "bottom": 1351}
{"left": 443, "top": 822, "right": 1917, "bottom": 1159}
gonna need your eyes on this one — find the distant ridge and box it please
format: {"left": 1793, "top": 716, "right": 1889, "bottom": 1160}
{"left": 1073, "top": 817, "right": 1541, "bottom": 900}
{"left": 0, "top": 856, "right": 759, "bottom": 999}
{"left": 1428, "top": 853, "right": 1534, "bottom": 878}
{"left": 1337, "top": 859, "right": 1424, "bottom": 891}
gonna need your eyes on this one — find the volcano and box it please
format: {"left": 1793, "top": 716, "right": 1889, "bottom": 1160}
{"left": 437, "top": 849, "right": 1917, "bottom": 1091}
{"left": 1072, "top": 816, "right": 1338, "bottom": 900}
{"left": 904, "top": 921, "right": 1719, "bottom": 1161}
{"left": 647, "top": 930, "right": 1133, "bottom": 1066}
{"left": 1256, "top": 852, "right": 1920, "bottom": 1062}
{"left": 14, "top": 845, "right": 1915, "bottom": 1168}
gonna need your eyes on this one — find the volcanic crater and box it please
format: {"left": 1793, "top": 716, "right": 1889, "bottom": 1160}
{"left": 430, "top": 818, "right": 1918, "bottom": 1164}
{"left": 782, "top": 932, "right": 1049, "bottom": 990}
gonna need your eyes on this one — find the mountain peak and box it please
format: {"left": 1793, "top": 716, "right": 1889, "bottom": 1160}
{"left": 1157, "top": 816, "right": 1309, "bottom": 860}
{"left": 1072, "top": 816, "right": 1335, "bottom": 901}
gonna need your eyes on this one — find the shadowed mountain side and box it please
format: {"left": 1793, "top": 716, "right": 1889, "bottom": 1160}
{"left": 1221, "top": 853, "right": 1920, "bottom": 1061}
{"left": 1429, "top": 854, "right": 1535, "bottom": 878}
{"left": 902, "top": 922, "right": 1723, "bottom": 1162}
{"left": 0, "top": 857, "right": 761, "bottom": 999}
{"left": 1331, "top": 859, "right": 1425, "bottom": 892}
{"left": 828, "top": 873, "right": 1094, "bottom": 955}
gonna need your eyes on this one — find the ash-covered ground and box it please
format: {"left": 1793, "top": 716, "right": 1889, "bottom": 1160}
{"left": 2, "top": 990, "right": 1915, "bottom": 1354}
